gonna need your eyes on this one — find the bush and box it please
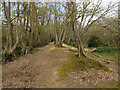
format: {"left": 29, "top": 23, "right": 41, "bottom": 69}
{"left": 88, "top": 36, "right": 101, "bottom": 47}
{"left": 69, "top": 42, "right": 76, "bottom": 47}
{"left": 95, "top": 46, "right": 117, "bottom": 53}
{"left": 14, "top": 44, "right": 22, "bottom": 57}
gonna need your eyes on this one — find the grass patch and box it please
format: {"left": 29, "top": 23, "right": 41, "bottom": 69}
{"left": 85, "top": 45, "right": 118, "bottom": 63}
{"left": 56, "top": 54, "right": 110, "bottom": 81}
{"left": 95, "top": 81, "right": 120, "bottom": 89}
{"left": 50, "top": 48, "right": 66, "bottom": 53}
{"left": 66, "top": 49, "right": 77, "bottom": 52}
{"left": 92, "top": 52, "right": 118, "bottom": 63}
{"left": 92, "top": 46, "right": 118, "bottom": 63}
{"left": 92, "top": 53, "right": 100, "bottom": 58}
{"left": 50, "top": 47, "right": 76, "bottom": 53}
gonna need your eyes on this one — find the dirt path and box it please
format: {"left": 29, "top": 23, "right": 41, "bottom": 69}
{"left": 2, "top": 43, "right": 70, "bottom": 88}
{"left": 2, "top": 43, "right": 118, "bottom": 88}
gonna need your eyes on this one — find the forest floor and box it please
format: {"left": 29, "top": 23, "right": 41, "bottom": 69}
{"left": 2, "top": 42, "right": 119, "bottom": 88}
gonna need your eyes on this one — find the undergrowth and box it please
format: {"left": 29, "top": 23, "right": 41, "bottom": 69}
{"left": 29, "top": 48, "right": 40, "bottom": 54}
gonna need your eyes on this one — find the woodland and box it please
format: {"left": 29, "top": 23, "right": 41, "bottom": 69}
{"left": 0, "top": 0, "right": 119, "bottom": 88}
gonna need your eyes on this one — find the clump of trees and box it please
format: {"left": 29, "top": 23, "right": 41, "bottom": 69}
{"left": 1, "top": 0, "right": 117, "bottom": 62}
{"left": 87, "top": 17, "right": 118, "bottom": 47}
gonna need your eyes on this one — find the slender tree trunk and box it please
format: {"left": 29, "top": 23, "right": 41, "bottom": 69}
{"left": 77, "top": 33, "right": 87, "bottom": 57}
{"left": 67, "top": 36, "right": 71, "bottom": 44}
{"left": 3, "top": 1, "right": 19, "bottom": 61}
{"left": 61, "top": 14, "right": 69, "bottom": 45}
{"left": 55, "top": 2, "right": 70, "bottom": 47}
{"left": 71, "top": 2, "right": 87, "bottom": 57}
{"left": 3, "top": 1, "right": 12, "bottom": 61}
{"left": 27, "top": 2, "right": 35, "bottom": 53}
{"left": 21, "top": 3, "right": 26, "bottom": 55}
{"left": 61, "top": 27, "right": 67, "bottom": 45}
{"left": 54, "top": 2, "right": 59, "bottom": 46}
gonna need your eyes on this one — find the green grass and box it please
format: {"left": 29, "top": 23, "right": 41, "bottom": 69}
{"left": 66, "top": 48, "right": 77, "bottom": 52}
{"left": 50, "top": 48, "right": 66, "bottom": 53}
{"left": 84, "top": 45, "right": 118, "bottom": 63}
{"left": 92, "top": 52, "right": 118, "bottom": 63}
{"left": 50, "top": 48, "right": 76, "bottom": 53}
{"left": 95, "top": 81, "right": 120, "bottom": 89}
{"left": 56, "top": 54, "right": 110, "bottom": 81}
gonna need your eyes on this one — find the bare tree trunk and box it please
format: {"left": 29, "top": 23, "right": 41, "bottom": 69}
{"left": 11, "top": 2, "right": 19, "bottom": 53}
{"left": 61, "top": 13, "right": 69, "bottom": 45}
{"left": 83, "top": 35, "right": 90, "bottom": 46}
{"left": 27, "top": 2, "right": 35, "bottom": 53}
{"left": 54, "top": 2, "right": 59, "bottom": 46}
{"left": 20, "top": 16, "right": 25, "bottom": 55}
{"left": 60, "top": 2, "right": 70, "bottom": 45}
{"left": 67, "top": 37, "right": 71, "bottom": 44}
{"left": 55, "top": 2, "right": 70, "bottom": 47}
{"left": 77, "top": 33, "right": 87, "bottom": 57}
{"left": 59, "top": 28, "right": 64, "bottom": 44}
{"left": 21, "top": 3, "right": 26, "bottom": 55}
{"left": 71, "top": 2, "right": 87, "bottom": 58}
{"left": 3, "top": 1, "right": 19, "bottom": 61}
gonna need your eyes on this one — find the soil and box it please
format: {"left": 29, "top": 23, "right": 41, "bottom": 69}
{"left": 2, "top": 43, "right": 118, "bottom": 88}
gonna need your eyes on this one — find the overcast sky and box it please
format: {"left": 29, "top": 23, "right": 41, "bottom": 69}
{"left": 0, "top": 0, "right": 118, "bottom": 24}
{"left": 2, "top": 0, "right": 119, "bottom": 2}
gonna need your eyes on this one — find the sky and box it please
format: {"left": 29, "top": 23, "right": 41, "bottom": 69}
{"left": 2, "top": 0, "right": 119, "bottom": 2}
{"left": 0, "top": 0, "right": 118, "bottom": 24}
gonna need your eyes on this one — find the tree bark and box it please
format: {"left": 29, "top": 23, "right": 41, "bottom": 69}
{"left": 27, "top": 2, "right": 35, "bottom": 53}
{"left": 54, "top": 2, "right": 59, "bottom": 46}
{"left": 3, "top": 1, "right": 19, "bottom": 61}
{"left": 71, "top": 2, "right": 87, "bottom": 57}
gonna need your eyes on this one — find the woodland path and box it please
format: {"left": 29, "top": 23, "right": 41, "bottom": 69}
{"left": 2, "top": 43, "right": 69, "bottom": 88}
{"left": 2, "top": 43, "right": 118, "bottom": 88}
